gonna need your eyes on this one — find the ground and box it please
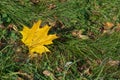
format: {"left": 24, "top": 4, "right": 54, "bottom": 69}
{"left": 0, "top": 0, "right": 120, "bottom": 80}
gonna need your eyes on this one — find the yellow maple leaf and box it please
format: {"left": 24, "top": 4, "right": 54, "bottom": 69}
{"left": 20, "top": 20, "right": 58, "bottom": 57}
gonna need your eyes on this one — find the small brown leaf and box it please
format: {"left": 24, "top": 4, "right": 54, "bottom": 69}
{"left": 103, "top": 22, "right": 114, "bottom": 30}
{"left": 7, "top": 24, "right": 18, "bottom": 31}
{"left": 48, "top": 4, "right": 56, "bottom": 10}
{"left": 65, "top": 62, "right": 73, "bottom": 68}
{"left": 72, "top": 30, "right": 82, "bottom": 37}
{"left": 43, "top": 70, "right": 53, "bottom": 76}
{"left": 107, "top": 60, "right": 120, "bottom": 66}
{"left": 78, "top": 35, "right": 89, "bottom": 40}
{"left": 72, "top": 30, "right": 89, "bottom": 40}
{"left": 102, "top": 29, "right": 114, "bottom": 34}
{"left": 16, "top": 71, "right": 33, "bottom": 80}
{"left": 43, "top": 70, "right": 56, "bottom": 79}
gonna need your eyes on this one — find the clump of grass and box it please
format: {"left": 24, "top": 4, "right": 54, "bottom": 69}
{"left": 0, "top": 0, "right": 47, "bottom": 26}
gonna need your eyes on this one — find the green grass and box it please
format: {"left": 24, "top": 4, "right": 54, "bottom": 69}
{"left": 0, "top": 0, "right": 120, "bottom": 80}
